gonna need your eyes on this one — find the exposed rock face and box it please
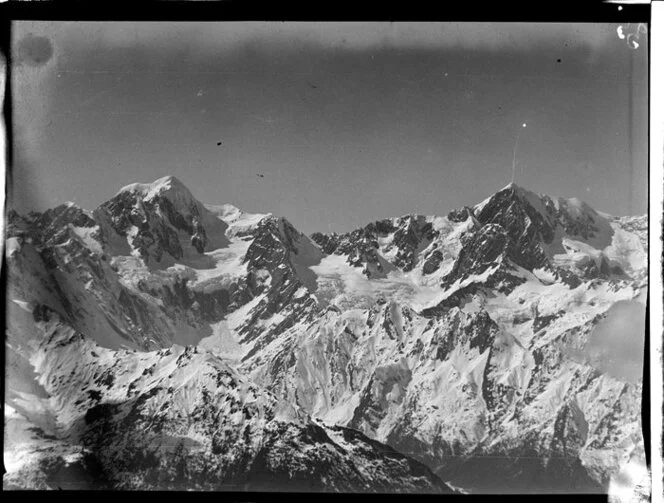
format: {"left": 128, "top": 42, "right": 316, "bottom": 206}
{"left": 442, "top": 224, "right": 510, "bottom": 285}
{"left": 312, "top": 215, "right": 438, "bottom": 277}
{"left": 234, "top": 216, "right": 322, "bottom": 356}
{"left": 96, "top": 175, "right": 230, "bottom": 267}
{"left": 474, "top": 184, "right": 556, "bottom": 271}
{"left": 447, "top": 206, "right": 474, "bottom": 223}
{"left": 5, "top": 178, "right": 647, "bottom": 494}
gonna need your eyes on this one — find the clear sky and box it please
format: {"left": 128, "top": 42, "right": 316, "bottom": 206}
{"left": 10, "top": 21, "right": 648, "bottom": 235}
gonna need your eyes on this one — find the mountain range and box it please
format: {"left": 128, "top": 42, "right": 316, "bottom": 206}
{"left": 4, "top": 175, "right": 648, "bottom": 493}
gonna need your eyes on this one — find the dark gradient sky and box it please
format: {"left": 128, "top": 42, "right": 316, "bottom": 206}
{"left": 11, "top": 22, "right": 648, "bottom": 235}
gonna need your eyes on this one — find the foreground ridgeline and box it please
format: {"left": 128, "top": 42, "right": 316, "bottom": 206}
{"left": 5, "top": 177, "right": 647, "bottom": 493}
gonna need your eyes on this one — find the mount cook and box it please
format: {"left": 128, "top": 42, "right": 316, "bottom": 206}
{"left": 4, "top": 176, "right": 647, "bottom": 493}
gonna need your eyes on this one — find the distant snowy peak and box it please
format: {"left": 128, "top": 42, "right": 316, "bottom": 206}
{"left": 474, "top": 184, "right": 555, "bottom": 231}
{"left": 111, "top": 174, "right": 221, "bottom": 240}
{"left": 6, "top": 202, "right": 101, "bottom": 255}
{"left": 452, "top": 185, "right": 649, "bottom": 290}
{"left": 98, "top": 176, "right": 230, "bottom": 267}
{"left": 117, "top": 175, "right": 195, "bottom": 205}
{"left": 38, "top": 202, "right": 96, "bottom": 229}
{"left": 205, "top": 203, "right": 272, "bottom": 238}
{"left": 474, "top": 183, "right": 552, "bottom": 220}
{"left": 475, "top": 183, "right": 596, "bottom": 220}
{"left": 473, "top": 183, "right": 613, "bottom": 245}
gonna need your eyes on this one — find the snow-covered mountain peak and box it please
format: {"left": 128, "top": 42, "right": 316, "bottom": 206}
{"left": 116, "top": 175, "right": 199, "bottom": 210}
{"left": 550, "top": 195, "right": 598, "bottom": 219}
{"left": 499, "top": 181, "right": 536, "bottom": 194}
{"left": 205, "top": 203, "right": 272, "bottom": 238}
{"left": 118, "top": 174, "right": 185, "bottom": 195}
{"left": 467, "top": 184, "right": 634, "bottom": 279}
{"left": 498, "top": 182, "right": 538, "bottom": 197}
{"left": 477, "top": 184, "right": 610, "bottom": 236}
{"left": 474, "top": 183, "right": 552, "bottom": 222}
